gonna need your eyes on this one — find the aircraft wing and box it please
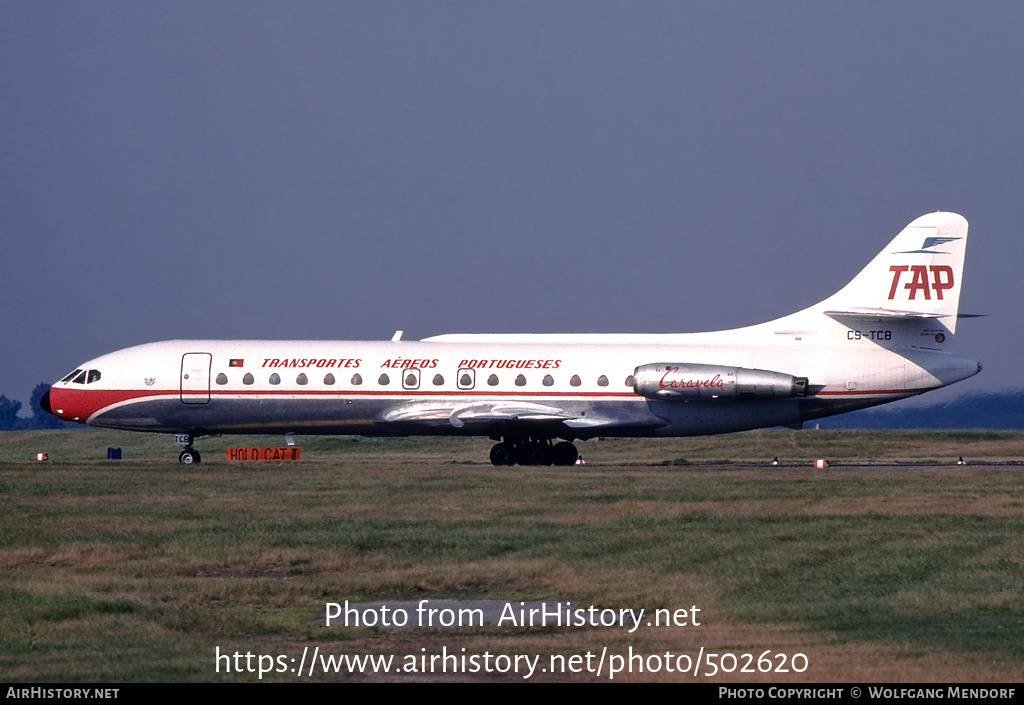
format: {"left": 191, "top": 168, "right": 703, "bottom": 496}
{"left": 383, "top": 401, "right": 582, "bottom": 428}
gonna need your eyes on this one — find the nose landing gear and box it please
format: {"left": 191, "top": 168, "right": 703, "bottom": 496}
{"left": 175, "top": 433, "right": 202, "bottom": 464}
{"left": 178, "top": 448, "right": 202, "bottom": 464}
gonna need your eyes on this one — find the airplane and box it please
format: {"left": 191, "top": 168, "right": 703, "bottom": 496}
{"left": 42, "top": 211, "right": 981, "bottom": 465}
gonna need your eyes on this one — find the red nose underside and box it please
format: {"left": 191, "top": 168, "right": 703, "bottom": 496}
{"left": 44, "top": 387, "right": 136, "bottom": 422}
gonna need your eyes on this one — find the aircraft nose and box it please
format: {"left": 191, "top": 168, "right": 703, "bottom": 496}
{"left": 40, "top": 387, "right": 53, "bottom": 415}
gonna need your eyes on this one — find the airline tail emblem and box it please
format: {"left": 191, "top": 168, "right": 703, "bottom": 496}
{"left": 896, "top": 236, "right": 962, "bottom": 254}
{"left": 886, "top": 265, "right": 955, "bottom": 300}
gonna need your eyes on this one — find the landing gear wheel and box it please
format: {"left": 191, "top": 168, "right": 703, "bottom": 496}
{"left": 489, "top": 442, "right": 517, "bottom": 466}
{"left": 552, "top": 441, "right": 579, "bottom": 467}
{"left": 179, "top": 449, "right": 201, "bottom": 465}
{"left": 520, "top": 442, "right": 553, "bottom": 466}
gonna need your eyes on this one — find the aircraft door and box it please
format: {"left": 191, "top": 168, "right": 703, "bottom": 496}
{"left": 181, "top": 353, "right": 212, "bottom": 404}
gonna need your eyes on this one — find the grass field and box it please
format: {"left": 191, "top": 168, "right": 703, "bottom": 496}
{"left": 2, "top": 428, "right": 1023, "bottom": 682}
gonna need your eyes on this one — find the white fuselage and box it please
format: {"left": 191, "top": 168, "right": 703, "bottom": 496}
{"left": 43, "top": 327, "right": 979, "bottom": 438}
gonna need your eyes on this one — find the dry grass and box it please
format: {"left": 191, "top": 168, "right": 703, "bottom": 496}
{"left": 1, "top": 429, "right": 1023, "bottom": 682}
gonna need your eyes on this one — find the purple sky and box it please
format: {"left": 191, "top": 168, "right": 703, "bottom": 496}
{"left": 2, "top": 2, "right": 1021, "bottom": 411}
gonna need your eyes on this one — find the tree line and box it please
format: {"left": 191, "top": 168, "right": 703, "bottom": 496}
{"left": 816, "top": 389, "right": 1024, "bottom": 430}
{"left": 0, "top": 383, "right": 75, "bottom": 430}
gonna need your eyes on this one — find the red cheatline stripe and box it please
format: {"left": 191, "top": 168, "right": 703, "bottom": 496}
{"left": 63, "top": 386, "right": 929, "bottom": 404}
{"left": 56, "top": 385, "right": 932, "bottom": 422}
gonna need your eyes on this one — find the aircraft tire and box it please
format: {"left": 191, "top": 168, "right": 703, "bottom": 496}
{"left": 552, "top": 441, "right": 578, "bottom": 467}
{"left": 519, "top": 442, "right": 553, "bottom": 466}
{"left": 489, "top": 443, "right": 517, "bottom": 467}
{"left": 179, "top": 449, "right": 201, "bottom": 465}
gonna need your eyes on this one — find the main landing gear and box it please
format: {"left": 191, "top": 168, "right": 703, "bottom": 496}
{"left": 489, "top": 438, "right": 578, "bottom": 467}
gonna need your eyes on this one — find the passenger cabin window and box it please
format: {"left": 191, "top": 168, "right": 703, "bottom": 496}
{"left": 296, "top": 373, "right": 308, "bottom": 385}
{"left": 432, "top": 374, "right": 444, "bottom": 386}
{"left": 487, "top": 374, "right": 499, "bottom": 386}
{"left": 216, "top": 373, "right": 228, "bottom": 385}
{"left": 324, "top": 373, "right": 336, "bottom": 385}
{"left": 243, "top": 373, "right": 254, "bottom": 385}
{"left": 542, "top": 374, "right": 554, "bottom": 386}
{"left": 597, "top": 375, "right": 609, "bottom": 387}
{"left": 403, "top": 370, "right": 420, "bottom": 389}
{"left": 625, "top": 375, "right": 635, "bottom": 387}
{"left": 351, "top": 374, "right": 362, "bottom": 385}
{"left": 515, "top": 374, "right": 527, "bottom": 387}
{"left": 570, "top": 375, "right": 581, "bottom": 387}
{"left": 269, "top": 373, "right": 281, "bottom": 385}
{"left": 378, "top": 373, "right": 390, "bottom": 386}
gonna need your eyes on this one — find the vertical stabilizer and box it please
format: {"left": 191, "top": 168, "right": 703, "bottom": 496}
{"left": 818, "top": 212, "right": 969, "bottom": 333}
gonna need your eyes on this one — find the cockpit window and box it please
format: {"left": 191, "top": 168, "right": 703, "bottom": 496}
{"left": 72, "top": 370, "right": 87, "bottom": 384}
{"left": 87, "top": 370, "right": 101, "bottom": 384}
{"left": 61, "top": 369, "right": 83, "bottom": 383}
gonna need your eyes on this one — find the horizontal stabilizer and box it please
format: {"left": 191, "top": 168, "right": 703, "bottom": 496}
{"left": 824, "top": 307, "right": 947, "bottom": 321}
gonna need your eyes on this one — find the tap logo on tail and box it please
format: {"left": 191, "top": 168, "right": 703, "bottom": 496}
{"left": 888, "top": 265, "right": 954, "bottom": 300}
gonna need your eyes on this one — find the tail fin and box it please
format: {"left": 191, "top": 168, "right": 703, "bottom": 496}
{"left": 818, "top": 212, "right": 969, "bottom": 333}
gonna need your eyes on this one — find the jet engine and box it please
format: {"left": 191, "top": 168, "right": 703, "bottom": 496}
{"left": 633, "top": 363, "right": 808, "bottom": 401}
